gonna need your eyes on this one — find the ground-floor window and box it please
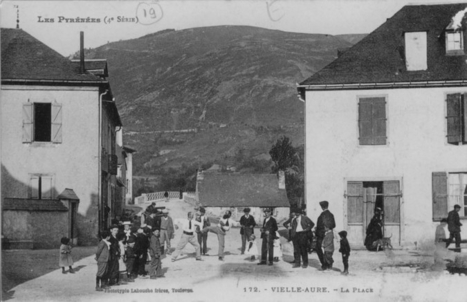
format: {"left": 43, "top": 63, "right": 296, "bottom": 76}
{"left": 347, "top": 180, "right": 401, "bottom": 225}
{"left": 433, "top": 172, "right": 467, "bottom": 220}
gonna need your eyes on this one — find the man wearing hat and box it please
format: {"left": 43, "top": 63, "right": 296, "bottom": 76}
{"left": 108, "top": 225, "right": 121, "bottom": 285}
{"left": 316, "top": 201, "right": 336, "bottom": 270}
{"left": 240, "top": 208, "right": 257, "bottom": 255}
{"left": 196, "top": 207, "right": 211, "bottom": 256}
{"left": 446, "top": 205, "right": 463, "bottom": 252}
{"left": 159, "top": 209, "right": 174, "bottom": 255}
{"left": 289, "top": 207, "right": 314, "bottom": 268}
{"left": 258, "top": 208, "right": 278, "bottom": 266}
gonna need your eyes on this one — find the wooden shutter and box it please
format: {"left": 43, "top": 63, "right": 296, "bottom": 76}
{"left": 373, "top": 99, "right": 387, "bottom": 145}
{"left": 446, "top": 93, "right": 462, "bottom": 144}
{"left": 30, "top": 175, "right": 40, "bottom": 199}
{"left": 432, "top": 172, "right": 448, "bottom": 221}
{"left": 359, "top": 100, "right": 373, "bottom": 145}
{"left": 22, "top": 103, "right": 33, "bottom": 143}
{"left": 359, "top": 98, "right": 386, "bottom": 145}
{"left": 51, "top": 102, "right": 62, "bottom": 143}
{"left": 41, "top": 175, "right": 53, "bottom": 199}
{"left": 383, "top": 181, "right": 400, "bottom": 223}
{"left": 347, "top": 181, "right": 363, "bottom": 223}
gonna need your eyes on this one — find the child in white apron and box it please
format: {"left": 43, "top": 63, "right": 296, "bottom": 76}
{"left": 245, "top": 234, "right": 258, "bottom": 261}
{"left": 273, "top": 231, "right": 282, "bottom": 262}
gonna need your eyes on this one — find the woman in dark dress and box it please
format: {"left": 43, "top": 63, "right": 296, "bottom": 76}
{"left": 364, "top": 208, "right": 383, "bottom": 251}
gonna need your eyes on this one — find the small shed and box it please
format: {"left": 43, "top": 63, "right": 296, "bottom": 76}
{"left": 196, "top": 173, "right": 290, "bottom": 223}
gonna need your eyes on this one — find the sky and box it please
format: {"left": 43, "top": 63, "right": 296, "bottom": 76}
{"left": 0, "top": 0, "right": 465, "bottom": 56}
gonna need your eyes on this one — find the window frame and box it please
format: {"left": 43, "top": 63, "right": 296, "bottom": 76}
{"left": 448, "top": 172, "right": 467, "bottom": 218}
{"left": 444, "top": 92, "right": 467, "bottom": 146}
{"left": 446, "top": 30, "right": 465, "bottom": 55}
{"left": 29, "top": 173, "right": 55, "bottom": 199}
{"left": 23, "top": 100, "right": 62, "bottom": 145}
{"left": 356, "top": 94, "right": 389, "bottom": 147}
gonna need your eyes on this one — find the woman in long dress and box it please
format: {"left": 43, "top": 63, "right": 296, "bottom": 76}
{"left": 364, "top": 208, "right": 383, "bottom": 251}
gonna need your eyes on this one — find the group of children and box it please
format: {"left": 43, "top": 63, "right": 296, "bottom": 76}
{"left": 94, "top": 222, "right": 164, "bottom": 291}
{"left": 244, "top": 231, "right": 282, "bottom": 262}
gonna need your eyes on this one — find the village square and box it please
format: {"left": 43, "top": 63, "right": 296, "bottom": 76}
{"left": 2, "top": 1, "right": 467, "bottom": 302}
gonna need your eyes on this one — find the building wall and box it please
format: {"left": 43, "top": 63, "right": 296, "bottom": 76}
{"left": 1, "top": 85, "right": 100, "bottom": 246}
{"left": 305, "top": 87, "right": 467, "bottom": 248}
{"left": 125, "top": 152, "right": 133, "bottom": 204}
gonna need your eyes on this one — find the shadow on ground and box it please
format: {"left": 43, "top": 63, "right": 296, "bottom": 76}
{"left": 192, "top": 262, "right": 288, "bottom": 285}
{"left": 2, "top": 246, "right": 96, "bottom": 300}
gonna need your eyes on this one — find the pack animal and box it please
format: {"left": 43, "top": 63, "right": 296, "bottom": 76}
{"left": 375, "top": 234, "right": 393, "bottom": 252}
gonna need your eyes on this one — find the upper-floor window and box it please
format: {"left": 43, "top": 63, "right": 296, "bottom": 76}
{"left": 446, "top": 93, "right": 467, "bottom": 145}
{"left": 405, "top": 32, "right": 427, "bottom": 71}
{"left": 447, "top": 31, "right": 463, "bottom": 51}
{"left": 358, "top": 97, "right": 387, "bottom": 145}
{"left": 23, "top": 101, "right": 62, "bottom": 143}
{"left": 30, "top": 174, "right": 54, "bottom": 199}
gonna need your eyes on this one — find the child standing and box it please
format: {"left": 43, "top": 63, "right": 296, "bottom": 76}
{"left": 273, "top": 231, "right": 282, "bottom": 262}
{"left": 149, "top": 229, "right": 163, "bottom": 279}
{"left": 245, "top": 234, "right": 258, "bottom": 261}
{"left": 338, "top": 231, "right": 350, "bottom": 275}
{"left": 59, "top": 237, "right": 74, "bottom": 274}
{"left": 125, "top": 236, "right": 137, "bottom": 282}
{"left": 322, "top": 226, "right": 334, "bottom": 271}
{"left": 95, "top": 230, "right": 111, "bottom": 291}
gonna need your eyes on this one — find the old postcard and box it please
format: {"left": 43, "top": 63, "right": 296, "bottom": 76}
{"left": 1, "top": 0, "right": 467, "bottom": 302}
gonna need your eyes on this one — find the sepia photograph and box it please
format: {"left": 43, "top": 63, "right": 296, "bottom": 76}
{"left": 1, "top": 0, "right": 467, "bottom": 301}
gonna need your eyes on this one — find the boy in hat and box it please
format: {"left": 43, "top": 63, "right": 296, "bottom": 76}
{"left": 149, "top": 229, "right": 164, "bottom": 279}
{"left": 196, "top": 207, "right": 210, "bottom": 255}
{"left": 338, "top": 231, "right": 350, "bottom": 275}
{"left": 322, "top": 226, "right": 334, "bottom": 271}
{"left": 240, "top": 207, "right": 256, "bottom": 255}
{"left": 160, "top": 209, "right": 174, "bottom": 255}
{"left": 108, "top": 225, "right": 121, "bottom": 285}
{"left": 95, "top": 230, "right": 111, "bottom": 291}
{"left": 125, "top": 236, "right": 137, "bottom": 282}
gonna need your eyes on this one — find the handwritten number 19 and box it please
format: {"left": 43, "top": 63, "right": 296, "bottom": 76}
{"left": 142, "top": 8, "right": 157, "bottom": 19}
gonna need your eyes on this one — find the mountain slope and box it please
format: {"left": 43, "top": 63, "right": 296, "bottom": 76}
{"left": 84, "top": 26, "right": 353, "bottom": 174}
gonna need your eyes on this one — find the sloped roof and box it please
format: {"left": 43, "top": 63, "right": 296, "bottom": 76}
{"left": 197, "top": 173, "right": 289, "bottom": 207}
{"left": 300, "top": 4, "right": 467, "bottom": 87}
{"left": 1, "top": 28, "right": 104, "bottom": 82}
{"left": 57, "top": 188, "right": 80, "bottom": 200}
{"left": 3, "top": 198, "right": 68, "bottom": 211}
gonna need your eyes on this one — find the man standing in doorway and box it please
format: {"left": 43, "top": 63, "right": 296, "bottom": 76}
{"left": 258, "top": 208, "right": 278, "bottom": 266}
{"left": 315, "top": 201, "right": 336, "bottom": 270}
{"left": 446, "top": 205, "right": 463, "bottom": 252}
{"left": 240, "top": 208, "right": 256, "bottom": 255}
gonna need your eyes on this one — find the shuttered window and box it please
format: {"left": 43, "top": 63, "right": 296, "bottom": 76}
{"left": 29, "top": 174, "right": 54, "bottom": 199}
{"left": 446, "top": 93, "right": 467, "bottom": 145}
{"left": 22, "top": 101, "right": 62, "bottom": 143}
{"left": 432, "top": 172, "right": 448, "bottom": 221}
{"left": 358, "top": 97, "right": 387, "bottom": 145}
{"left": 346, "top": 181, "right": 401, "bottom": 223}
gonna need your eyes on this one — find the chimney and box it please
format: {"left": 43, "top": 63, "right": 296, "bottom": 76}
{"left": 80, "top": 31, "right": 85, "bottom": 74}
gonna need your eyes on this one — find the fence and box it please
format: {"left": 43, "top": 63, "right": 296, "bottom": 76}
{"left": 134, "top": 191, "right": 183, "bottom": 205}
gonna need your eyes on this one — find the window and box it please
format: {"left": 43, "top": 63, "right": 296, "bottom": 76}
{"left": 23, "top": 101, "right": 62, "bottom": 143}
{"left": 358, "top": 97, "right": 387, "bottom": 145}
{"left": 446, "top": 93, "right": 467, "bottom": 145}
{"left": 446, "top": 31, "right": 464, "bottom": 55}
{"left": 433, "top": 172, "right": 467, "bottom": 220}
{"left": 405, "top": 32, "right": 427, "bottom": 71}
{"left": 30, "top": 174, "right": 54, "bottom": 199}
{"left": 346, "top": 181, "right": 400, "bottom": 224}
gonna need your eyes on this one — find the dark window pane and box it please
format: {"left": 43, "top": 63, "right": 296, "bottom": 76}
{"left": 34, "top": 103, "right": 51, "bottom": 142}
